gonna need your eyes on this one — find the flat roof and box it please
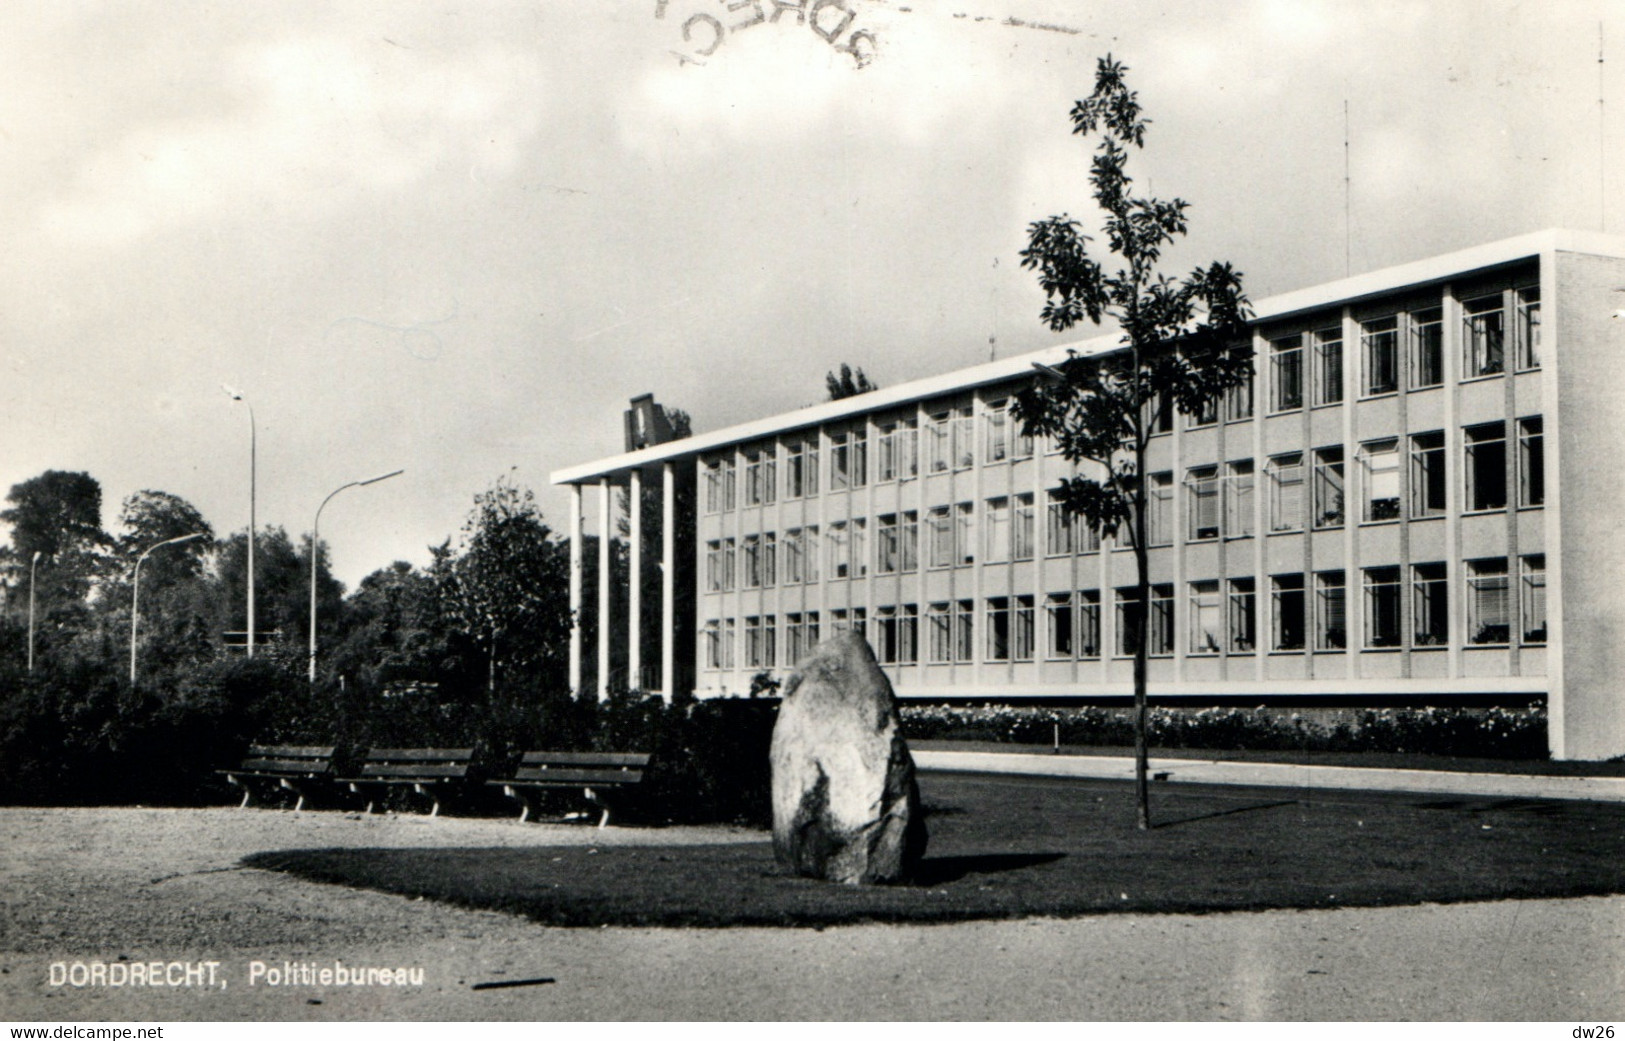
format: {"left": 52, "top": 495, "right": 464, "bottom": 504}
{"left": 552, "top": 228, "right": 1625, "bottom": 486}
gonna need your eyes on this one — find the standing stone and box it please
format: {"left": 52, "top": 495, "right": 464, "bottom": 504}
{"left": 770, "top": 630, "right": 927, "bottom": 883}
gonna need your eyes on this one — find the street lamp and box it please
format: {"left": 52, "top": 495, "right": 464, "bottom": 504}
{"left": 130, "top": 532, "right": 205, "bottom": 685}
{"left": 309, "top": 469, "right": 403, "bottom": 683}
{"left": 26, "top": 551, "right": 41, "bottom": 672}
{"left": 222, "top": 384, "right": 256, "bottom": 657}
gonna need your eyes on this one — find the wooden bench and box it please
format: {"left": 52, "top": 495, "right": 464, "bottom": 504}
{"left": 339, "top": 747, "right": 474, "bottom": 816}
{"left": 217, "top": 745, "right": 336, "bottom": 812}
{"left": 488, "top": 751, "right": 651, "bottom": 827}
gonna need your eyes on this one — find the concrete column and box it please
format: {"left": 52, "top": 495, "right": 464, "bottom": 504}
{"left": 569, "top": 482, "right": 583, "bottom": 695}
{"left": 598, "top": 476, "right": 612, "bottom": 702}
{"left": 662, "top": 461, "right": 676, "bottom": 703}
{"left": 629, "top": 467, "right": 643, "bottom": 693}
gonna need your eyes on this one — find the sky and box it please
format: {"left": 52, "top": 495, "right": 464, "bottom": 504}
{"left": 2, "top": 0, "right": 1620, "bottom": 591}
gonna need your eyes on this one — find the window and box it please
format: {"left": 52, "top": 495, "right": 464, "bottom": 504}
{"left": 1312, "top": 327, "right": 1343, "bottom": 405}
{"left": 1046, "top": 593, "right": 1074, "bottom": 659}
{"left": 954, "top": 503, "right": 976, "bottom": 565}
{"left": 785, "top": 442, "right": 808, "bottom": 499}
{"left": 1519, "top": 417, "right": 1544, "bottom": 507}
{"left": 762, "top": 533, "right": 777, "bottom": 587}
{"left": 1521, "top": 555, "right": 1547, "bottom": 645}
{"left": 1312, "top": 447, "right": 1345, "bottom": 529}
{"left": 1363, "top": 567, "right": 1402, "bottom": 648}
{"left": 1013, "top": 596, "right": 1035, "bottom": 661}
{"left": 1410, "top": 432, "right": 1446, "bottom": 518}
{"left": 1148, "top": 391, "right": 1174, "bottom": 434}
{"left": 783, "top": 528, "right": 804, "bottom": 584}
{"left": 1117, "top": 585, "right": 1173, "bottom": 656}
{"left": 1078, "top": 590, "right": 1101, "bottom": 657}
{"left": 928, "top": 603, "right": 952, "bottom": 663}
{"left": 1189, "top": 392, "right": 1219, "bottom": 429}
{"left": 1047, "top": 489, "right": 1075, "bottom": 555}
{"left": 985, "top": 497, "right": 1011, "bottom": 563}
{"left": 1466, "top": 558, "right": 1510, "bottom": 645}
{"left": 1013, "top": 412, "right": 1035, "bottom": 459}
{"left": 803, "top": 525, "right": 820, "bottom": 582}
{"left": 985, "top": 401, "right": 1010, "bottom": 463}
{"left": 742, "top": 535, "right": 762, "bottom": 588}
{"left": 1314, "top": 571, "right": 1347, "bottom": 650}
{"left": 877, "top": 424, "right": 899, "bottom": 482}
{"left": 876, "top": 421, "right": 918, "bottom": 482}
{"left": 1224, "top": 460, "right": 1255, "bottom": 537}
{"left": 704, "top": 620, "right": 724, "bottom": 669}
{"left": 1271, "top": 335, "right": 1304, "bottom": 411}
{"left": 1225, "top": 366, "right": 1255, "bottom": 421}
{"left": 785, "top": 613, "right": 806, "bottom": 665}
{"left": 898, "top": 420, "right": 919, "bottom": 478}
{"left": 1013, "top": 494, "right": 1035, "bottom": 560}
{"left": 1463, "top": 295, "right": 1505, "bottom": 377}
{"left": 1515, "top": 287, "right": 1541, "bottom": 370}
{"left": 954, "top": 600, "right": 975, "bottom": 662}
{"left": 850, "top": 431, "right": 868, "bottom": 488}
{"left": 1361, "top": 440, "right": 1401, "bottom": 522}
{"left": 1268, "top": 453, "right": 1304, "bottom": 532}
{"left": 705, "top": 458, "right": 736, "bottom": 512}
{"left": 829, "top": 433, "right": 850, "bottom": 490}
{"left": 927, "top": 412, "right": 951, "bottom": 473}
{"left": 1413, "top": 563, "right": 1448, "bottom": 646}
{"left": 876, "top": 606, "right": 919, "bottom": 665}
{"left": 1189, "top": 581, "right": 1222, "bottom": 654}
{"left": 1147, "top": 472, "right": 1173, "bottom": 546}
{"left": 744, "top": 616, "right": 775, "bottom": 668}
{"left": 928, "top": 506, "right": 953, "bottom": 568}
{"left": 952, "top": 408, "right": 975, "bottom": 470}
{"left": 900, "top": 511, "right": 919, "bottom": 572}
{"left": 744, "top": 447, "right": 776, "bottom": 505}
{"left": 877, "top": 514, "right": 900, "bottom": 574}
{"left": 827, "top": 522, "right": 849, "bottom": 579}
{"left": 1362, "top": 316, "right": 1399, "bottom": 396}
{"left": 851, "top": 518, "right": 867, "bottom": 577}
{"left": 1228, "top": 578, "right": 1256, "bottom": 652}
{"left": 1465, "top": 422, "right": 1507, "bottom": 511}
{"left": 986, "top": 598, "right": 1010, "bottom": 661}
{"left": 705, "top": 540, "right": 724, "bottom": 592}
{"left": 1411, "top": 307, "right": 1443, "bottom": 388}
{"left": 1186, "top": 466, "right": 1220, "bottom": 541}
{"left": 1272, "top": 574, "right": 1305, "bottom": 651}
{"left": 721, "top": 539, "right": 736, "bottom": 590}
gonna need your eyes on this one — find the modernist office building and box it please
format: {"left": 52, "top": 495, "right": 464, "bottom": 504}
{"left": 553, "top": 230, "right": 1625, "bottom": 760}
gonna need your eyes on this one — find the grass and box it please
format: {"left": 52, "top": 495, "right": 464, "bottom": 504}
{"left": 243, "top": 772, "right": 1625, "bottom": 927}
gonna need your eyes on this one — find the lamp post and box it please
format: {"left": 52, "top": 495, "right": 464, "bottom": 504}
{"left": 222, "top": 385, "right": 256, "bottom": 657}
{"left": 26, "top": 551, "right": 41, "bottom": 672}
{"left": 130, "top": 532, "right": 205, "bottom": 685}
{"left": 309, "top": 469, "right": 403, "bottom": 683}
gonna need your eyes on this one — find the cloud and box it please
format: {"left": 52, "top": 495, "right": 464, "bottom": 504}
{"left": 39, "top": 34, "right": 546, "bottom": 250}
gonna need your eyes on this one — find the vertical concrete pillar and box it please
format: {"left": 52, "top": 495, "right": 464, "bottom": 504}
{"left": 629, "top": 468, "right": 643, "bottom": 693}
{"left": 662, "top": 461, "right": 676, "bottom": 703}
{"left": 569, "top": 482, "right": 583, "bottom": 695}
{"left": 598, "top": 476, "right": 612, "bottom": 702}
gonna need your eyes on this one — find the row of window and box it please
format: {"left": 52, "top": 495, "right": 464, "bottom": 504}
{"left": 704, "top": 399, "right": 1039, "bottom": 512}
{"left": 1266, "top": 288, "right": 1539, "bottom": 412}
{"left": 702, "top": 556, "right": 1547, "bottom": 670}
{"left": 704, "top": 419, "right": 1544, "bottom": 585}
{"left": 703, "top": 492, "right": 1116, "bottom": 591}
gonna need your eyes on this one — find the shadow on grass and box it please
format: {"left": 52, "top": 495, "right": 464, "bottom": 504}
{"left": 242, "top": 773, "right": 1625, "bottom": 927}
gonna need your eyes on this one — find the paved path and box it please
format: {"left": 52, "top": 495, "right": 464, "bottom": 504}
{"left": 916, "top": 749, "right": 1625, "bottom": 802}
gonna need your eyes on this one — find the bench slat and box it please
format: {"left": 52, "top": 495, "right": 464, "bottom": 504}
{"left": 362, "top": 748, "right": 474, "bottom": 761}
{"left": 356, "top": 764, "right": 471, "bottom": 780}
{"left": 507, "top": 768, "right": 644, "bottom": 786}
{"left": 519, "top": 752, "right": 650, "bottom": 768}
{"left": 248, "top": 745, "right": 335, "bottom": 759}
{"left": 240, "top": 758, "right": 333, "bottom": 773}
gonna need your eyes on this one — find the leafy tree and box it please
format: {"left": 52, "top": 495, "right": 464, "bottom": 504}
{"left": 116, "top": 490, "right": 213, "bottom": 588}
{"left": 825, "top": 363, "right": 879, "bottom": 401}
{"left": 1, "top": 471, "right": 110, "bottom": 611}
{"left": 1012, "top": 55, "right": 1252, "bottom": 829}
{"left": 439, "top": 478, "right": 571, "bottom": 694}
{"left": 328, "top": 560, "right": 448, "bottom": 686}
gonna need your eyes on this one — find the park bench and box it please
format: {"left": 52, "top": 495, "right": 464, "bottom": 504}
{"left": 217, "top": 745, "right": 337, "bottom": 812}
{"left": 339, "top": 747, "right": 475, "bottom": 816}
{"left": 488, "top": 751, "right": 652, "bottom": 827}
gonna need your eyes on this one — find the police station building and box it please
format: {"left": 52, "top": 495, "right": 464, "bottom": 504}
{"left": 553, "top": 229, "right": 1625, "bottom": 760}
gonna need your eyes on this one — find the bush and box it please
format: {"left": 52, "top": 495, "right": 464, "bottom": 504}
{"left": 900, "top": 703, "right": 1549, "bottom": 760}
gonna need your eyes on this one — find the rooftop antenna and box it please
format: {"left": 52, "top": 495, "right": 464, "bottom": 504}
{"left": 1343, "top": 98, "right": 1352, "bottom": 278}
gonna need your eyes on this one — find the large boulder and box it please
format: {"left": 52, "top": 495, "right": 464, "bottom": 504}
{"left": 769, "top": 630, "right": 927, "bottom": 883}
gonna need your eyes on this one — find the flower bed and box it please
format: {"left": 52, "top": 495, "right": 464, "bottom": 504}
{"left": 900, "top": 703, "right": 1548, "bottom": 760}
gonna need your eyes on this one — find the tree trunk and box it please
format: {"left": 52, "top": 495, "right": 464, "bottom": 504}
{"left": 1132, "top": 427, "right": 1152, "bottom": 831}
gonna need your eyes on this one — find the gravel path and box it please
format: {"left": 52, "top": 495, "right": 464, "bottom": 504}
{"left": 2, "top": 807, "right": 1621, "bottom": 1021}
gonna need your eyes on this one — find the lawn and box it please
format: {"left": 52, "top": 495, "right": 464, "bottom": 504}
{"left": 244, "top": 772, "right": 1625, "bottom": 927}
